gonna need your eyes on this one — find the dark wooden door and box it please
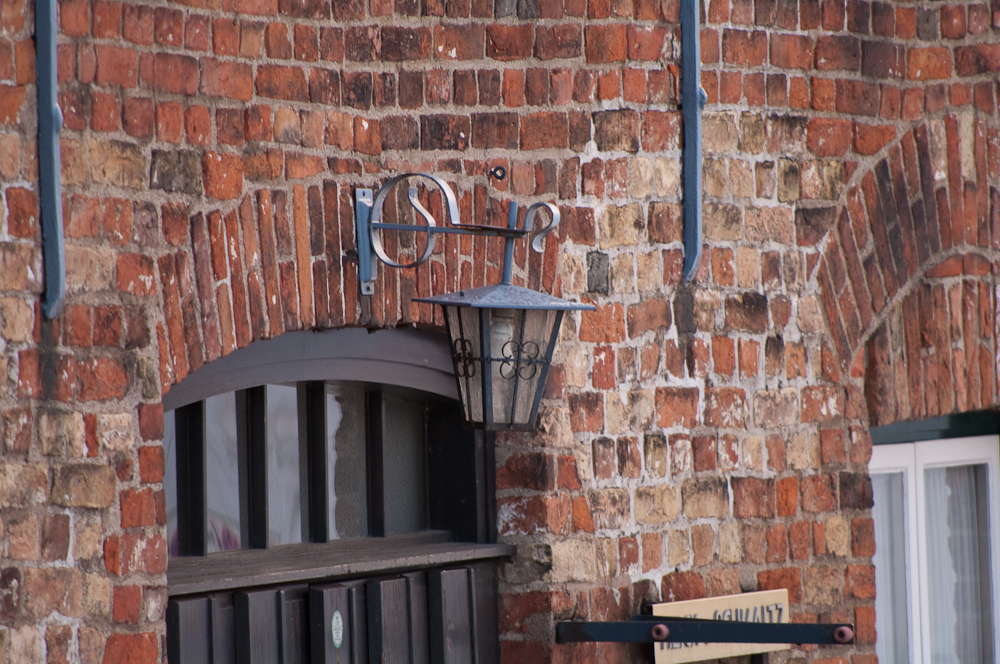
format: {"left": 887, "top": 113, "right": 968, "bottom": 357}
{"left": 167, "top": 562, "right": 499, "bottom": 664}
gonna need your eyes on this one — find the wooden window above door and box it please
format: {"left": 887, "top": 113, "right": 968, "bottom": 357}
{"left": 161, "top": 328, "right": 512, "bottom": 597}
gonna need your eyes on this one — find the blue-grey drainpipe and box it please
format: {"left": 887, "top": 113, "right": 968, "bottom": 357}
{"left": 36, "top": 0, "right": 66, "bottom": 318}
{"left": 681, "top": 0, "right": 706, "bottom": 281}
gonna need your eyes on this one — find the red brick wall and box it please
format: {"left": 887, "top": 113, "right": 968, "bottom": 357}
{"left": 0, "top": 0, "right": 998, "bottom": 661}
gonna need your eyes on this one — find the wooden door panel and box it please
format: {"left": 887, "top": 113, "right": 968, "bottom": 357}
{"left": 469, "top": 562, "right": 498, "bottom": 664}
{"left": 282, "top": 588, "right": 310, "bottom": 664}
{"left": 211, "top": 595, "right": 237, "bottom": 664}
{"left": 167, "top": 597, "right": 212, "bottom": 664}
{"left": 310, "top": 581, "right": 367, "bottom": 664}
{"left": 367, "top": 577, "right": 412, "bottom": 663}
{"left": 169, "top": 563, "right": 499, "bottom": 664}
{"left": 429, "top": 569, "right": 475, "bottom": 664}
{"left": 404, "top": 572, "right": 430, "bottom": 664}
{"left": 236, "top": 589, "right": 281, "bottom": 664}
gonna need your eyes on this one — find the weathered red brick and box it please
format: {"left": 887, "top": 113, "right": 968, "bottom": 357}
{"left": 137, "top": 447, "right": 164, "bottom": 487}
{"left": 5, "top": 187, "right": 37, "bottom": 238}
{"left": 835, "top": 79, "right": 878, "bottom": 116}
{"left": 119, "top": 533, "right": 167, "bottom": 575}
{"left": 432, "top": 24, "right": 485, "bottom": 61}
{"left": 661, "top": 571, "right": 706, "bottom": 602}
{"left": 722, "top": 28, "right": 767, "bottom": 66}
{"left": 116, "top": 254, "right": 156, "bottom": 296}
{"left": 807, "top": 117, "right": 852, "bottom": 157}
{"left": 151, "top": 53, "right": 197, "bottom": 95}
{"left": 569, "top": 392, "right": 604, "bottom": 432}
{"left": 853, "top": 123, "right": 896, "bottom": 155}
{"left": 113, "top": 585, "right": 142, "bottom": 624}
{"left": 801, "top": 385, "right": 844, "bottom": 421}
{"left": 814, "top": 35, "right": 859, "bottom": 70}
{"left": 202, "top": 59, "right": 253, "bottom": 101}
{"left": 294, "top": 24, "right": 319, "bottom": 61}
{"left": 801, "top": 474, "right": 837, "bottom": 512}
{"left": 732, "top": 477, "right": 776, "bottom": 517}
{"left": 584, "top": 25, "right": 626, "bottom": 63}
{"left": 703, "top": 388, "right": 747, "bottom": 428}
{"left": 202, "top": 152, "right": 244, "bottom": 200}
{"left": 102, "top": 632, "right": 158, "bottom": 664}
{"left": 486, "top": 25, "right": 533, "bottom": 61}
{"left": 757, "top": 567, "right": 802, "bottom": 603}
{"left": 692, "top": 436, "right": 717, "bottom": 471}
{"left": 626, "top": 25, "right": 666, "bottom": 61}
{"left": 122, "top": 97, "right": 153, "bottom": 138}
{"left": 520, "top": 112, "right": 569, "bottom": 150}
{"left": 60, "top": 0, "right": 90, "bottom": 36}
{"left": 954, "top": 44, "right": 1000, "bottom": 76}
{"left": 153, "top": 7, "right": 183, "bottom": 46}
{"left": 579, "top": 302, "right": 625, "bottom": 342}
{"left": 640, "top": 110, "right": 680, "bottom": 151}
{"left": 845, "top": 564, "right": 875, "bottom": 599}
{"left": 593, "top": 109, "right": 639, "bottom": 152}
{"left": 99, "top": 51, "right": 143, "bottom": 95}
{"left": 907, "top": 47, "right": 952, "bottom": 80}
{"left": 535, "top": 25, "right": 582, "bottom": 60}
{"left": 851, "top": 517, "right": 874, "bottom": 556}
{"left": 381, "top": 27, "right": 432, "bottom": 61}
{"left": 286, "top": 152, "right": 327, "bottom": 178}
{"left": 256, "top": 64, "right": 309, "bottom": 101}
{"left": 497, "top": 453, "right": 555, "bottom": 490}
{"left": 627, "top": 299, "right": 671, "bottom": 337}
{"left": 121, "top": 488, "right": 157, "bottom": 528}
{"left": 420, "top": 114, "right": 470, "bottom": 150}
{"left": 770, "top": 33, "right": 813, "bottom": 69}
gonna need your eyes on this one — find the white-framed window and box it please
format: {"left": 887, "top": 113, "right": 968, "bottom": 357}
{"left": 869, "top": 435, "right": 1000, "bottom": 663}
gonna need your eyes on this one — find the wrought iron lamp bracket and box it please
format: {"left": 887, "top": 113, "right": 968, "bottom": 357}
{"left": 355, "top": 173, "right": 561, "bottom": 295}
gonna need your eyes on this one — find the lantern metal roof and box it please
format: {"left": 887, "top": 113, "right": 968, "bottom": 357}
{"left": 414, "top": 283, "right": 595, "bottom": 311}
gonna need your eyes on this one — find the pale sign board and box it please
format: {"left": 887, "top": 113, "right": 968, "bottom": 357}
{"left": 652, "top": 589, "right": 790, "bottom": 663}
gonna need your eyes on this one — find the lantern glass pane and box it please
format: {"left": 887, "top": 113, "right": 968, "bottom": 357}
{"left": 446, "top": 305, "right": 484, "bottom": 424}
{"left": 516, "top": 308, "right": 556, "bottom": 422}
{"left": 488, "top": 308, "right": 557, "bottom": 426}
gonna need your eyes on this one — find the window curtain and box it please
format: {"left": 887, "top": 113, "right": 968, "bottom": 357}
{"left": 924, "top": 464, "right": 995, "bottom": 663}
{"left": 872, "top": 472, "right": 909, "bottom": 664}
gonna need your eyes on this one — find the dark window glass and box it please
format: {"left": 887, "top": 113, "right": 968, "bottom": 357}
{"left": 205, "top": 393, "right": 241, "bottom": 553}
{"left": 326, "top": 385, "right": 367, "bottom": 539}
{"left": 164, "top": 410, "right": 178, "bottom": 557}
{"left": 385, "top": 394, "right": 427, "bottom": 535}
{"left": 167, "top": 383, "right": 439, "bottom": 554}
{"left": 266, "top": 384, "right": 303, "bottom": 546}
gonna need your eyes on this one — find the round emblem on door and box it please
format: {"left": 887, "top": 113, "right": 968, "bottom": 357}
{"left": 331, "top": 610, "right": 344, "bottom": 648}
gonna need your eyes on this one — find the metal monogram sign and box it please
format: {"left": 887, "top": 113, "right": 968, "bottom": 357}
{"left": 652, "top": 589, "right": 791, "bottom": 663}
{"left": 354, "top": 172, "right": 561, "bottom": 296}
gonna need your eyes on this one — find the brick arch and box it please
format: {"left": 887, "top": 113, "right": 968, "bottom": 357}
{"left": 813, "top": 117, "right": 1000, "bottom": 427}
{"left": 154, "top": 177, "right": 574, "bottom": 395}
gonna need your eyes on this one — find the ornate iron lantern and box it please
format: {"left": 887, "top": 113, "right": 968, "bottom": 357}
{"left": 355, "top": 172, "right": 594, "bottom": 431}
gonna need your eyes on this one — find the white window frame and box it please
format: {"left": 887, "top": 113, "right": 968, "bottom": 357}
{"left": 869, "top": 434, "right": 1000, "bottom": 663}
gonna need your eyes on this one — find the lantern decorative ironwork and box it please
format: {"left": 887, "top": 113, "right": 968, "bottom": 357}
{"left": 355, "top": 172, "right": 595, "bottom": 430}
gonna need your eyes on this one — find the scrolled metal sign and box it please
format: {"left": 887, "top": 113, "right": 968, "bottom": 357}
{"left": 355, "top": 172, "right": 561, "bottom": 294}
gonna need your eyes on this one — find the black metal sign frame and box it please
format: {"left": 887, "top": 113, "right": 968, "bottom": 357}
{"left": 556, "top": 616, "right": 854, "bottom": 646}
